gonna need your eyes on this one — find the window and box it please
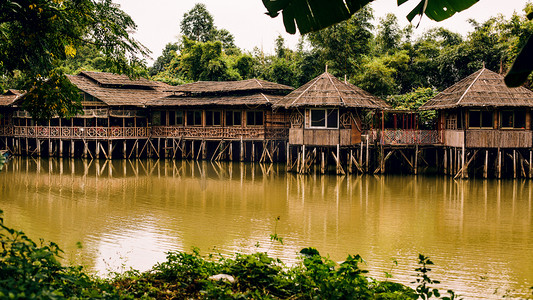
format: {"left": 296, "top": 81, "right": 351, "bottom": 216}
{"left": 501, "top": 110, "right": 526, "bottom": 129}
{"left": 468, "top": 110, "right": 493, "bottom": 129}
{"left": 246, "top": 111, "right": 264, "bottom": 126}
{"left": 168, "top": 111, "right": 175, "bottom": 126}
{"left": 206, "top": 111, "right": 221, "bottom": 126}
{"left": 186, "top": 110, "right": 202, "bottom": 126}
{"left": 176, "top": 111, "right": 184, "bottom": 125}
{"left": 309, "top": 109, "right": 339, "bottom": 129}
{"left": 152, "top": 111, "right": 161, "bottom": 126}
{"left": 226, "top": 111, "right": 242, "bottom": 126}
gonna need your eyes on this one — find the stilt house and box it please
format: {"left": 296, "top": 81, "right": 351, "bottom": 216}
{"left": 148, "top": 79, "right": 293, "bottom": 161}
{"left": 273, "top": 71, "right": 389, "bottom": 173}
{"left": 420, "top": 67, "right": 533, "bottom": 178}
{"left": 2, "top": 71, "right": 171, "bottom": 158}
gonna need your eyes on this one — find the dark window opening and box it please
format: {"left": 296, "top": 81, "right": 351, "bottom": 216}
{"left": 246, "top": 111, "right": 264, "bottom": 126}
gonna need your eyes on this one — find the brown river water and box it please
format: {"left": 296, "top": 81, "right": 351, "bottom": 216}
{"left": 0, "top": 157, "right": 531, "bottom": 299}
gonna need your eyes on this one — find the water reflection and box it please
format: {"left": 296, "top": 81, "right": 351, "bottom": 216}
{"left": 0, "top": 157, "right": 532, "bottom": 299}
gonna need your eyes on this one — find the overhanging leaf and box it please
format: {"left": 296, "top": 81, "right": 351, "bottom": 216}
{"left": 505, "top": 35, "right": 533, "bottom": 87}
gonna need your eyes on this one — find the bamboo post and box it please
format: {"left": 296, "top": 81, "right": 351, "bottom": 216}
{"left": 37, "top": 139, "right": 41, "bottom": 156}
{"left": 461, "top": 144, "right": 466, "bottom": 179}
{"left": 59, "top": 140, "right": 63, "bottom": 157}
{"left": 202, "top": 140, "right": 207, "bottom": 160}
{"left": 191, "top": 140, "right": 195, "bottom": 160}
{"left": 483, "top": 150, "right": 488, "bottom": 179}
{"left": 108, "top": 141, "right": 112, "bottom": 160}
{"left": 96, "top": 141, "right": 100, "bottom": 158}
{"left": 365, "top": 137, "right": 369, "bottom": 173}
{"left": 251, "top": 142, "right": 255, "bottom": 162}
{"left": 70, "top": 140, "right": 75, "bottom": 158}
{"left": 443, "top": 147, "right": 448, "bottom": 175}
{"left": 48, "top": 139, "right": 53, "bottom": 157}
{"left": 414, "top": 145, "right": 418, "bottom": 175}
{"left": 286, "top": 143, "right": 290, "bottom": 171}
{"left": 348, "top": 150, "right": 353, "bottom": 174}
{"left": 530, "top": 150, "right": 532, "bottom": 179}
{"left": 359, "top": 142, "right": 363, "bottom": 169}
{"left": 336, "top": 144, "right": 341, "bottom": 175}
{"left": 25, "top": 138, "right": 29, "bottom": 155}
{"left": 321, "top": 150, "right": 326, "bottom": 174}
{"left": 513, "top": 150, "right": 517, "bottom": 178}
{"left": 301, "top": 145, "right": 306, "bottom": 173}
{"left": 496, "top": 148, "right": 502, "bottom": 178}
{"left": 123, "top": 140, "right": 127, "bottom": 159}
{"left": 240, "top": 138, "right": 245, "bottom": 161}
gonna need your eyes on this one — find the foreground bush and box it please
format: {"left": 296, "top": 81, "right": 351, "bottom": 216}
{"left": 0, "top": 210, "right": 462, "bottom": 299}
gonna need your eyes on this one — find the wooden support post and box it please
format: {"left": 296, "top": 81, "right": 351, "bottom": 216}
{"left": 359, "top": 142, "right": 363, "bottom": 169}
{"left": 135, "top": 140, "right": 139, "bottom": 158}
{"left": 229, "top": 142, "right": 233, "bottom": 161}
{"left": 530, "top": 150, "right": 533, "bottom": 179}
{"left": 37, "top": 139, "right": 41, "bottom": 156}
{"left": 497, "top": 148, "right": 502, "bottom": 179}
{"left": 123, "top": 140, "right": 127, "bottom": 159}
{"left": 201, "top": 140, "right": 207, "bottom": 160}
{"left": 240, "top": 138, "right": 245, "bottom": 161}
{"left": 25, "top": 138, "right": 29, "bottom": 155}
{"left": 336, "top": 144, "right": 341, "bottom": 175}
{"left": 444, "top": 147, "right": 448, "bottom": 175}
{"left": 380, "top": 149, "right": 386, "bottom": 174}
{"left": 49, "top": 139, "right": 53, "bottom": 157}
{"left": 483, "top": 150, "right": 489, "bottom": 179}
{"left": 414, "top": 145, "right": 419, "bottom": 175}
{"left": 461, "top": 145, "right": 466, "bottom": 179}
{"left": 301, "top": 145, "right": 306, "bottom": 173}
{"left": 191, "top": 140, "right": 195, "bottom": 160}
{"left": 286, "top": 143, "right": 290, "bottom": 171}
{"left": 513, "top": 150, "right": 517, "bottom": 178}
{"left": 70, "top": 140, "right": 75, "bottom": 158}
{"left": 108, "top": 141, "right": 113, "bottom": 160}
{"left": 321, "top": 150, "right": 326, "bottom": 174}
{"left": 96, "top": 141, "right": 100, "bottom": 158}
{"left": 365, "top": 137, "right": 369, "bottom": 173}
{"left": 251, "top": 142, "right": 256, "bottom": 162}
{"left": 348, "top": 150, "right": 353, "bottom": 174}
{"left": 59, "top": 140, "right": 63, "bottom": 157}
{"left": 82, "top": 140, "right": 87, "bottom": 158}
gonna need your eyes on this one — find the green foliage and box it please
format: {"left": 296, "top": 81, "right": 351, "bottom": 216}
{"left": 387, "top": 88, "right": 438, "bottom": 129}
{"left": 0, "top": 0, "right": 148, "bottom": 120}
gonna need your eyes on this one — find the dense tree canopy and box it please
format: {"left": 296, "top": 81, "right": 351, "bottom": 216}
{"left": 0, "top": 0, "right": 148, "bottom": 120}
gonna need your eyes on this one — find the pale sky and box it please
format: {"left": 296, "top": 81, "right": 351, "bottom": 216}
{"left": 113, "top": 0, "right": 529, "bottom": 64}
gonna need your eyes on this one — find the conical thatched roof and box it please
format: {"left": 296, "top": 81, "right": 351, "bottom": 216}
{"left": 273, "top": 72, "right": 389, "bottom": 109}
{"left": 420, "top": 68, "right": 533, "bottom": 110}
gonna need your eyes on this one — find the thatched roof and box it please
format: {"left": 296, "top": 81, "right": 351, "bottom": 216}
{"left": 420, "top": 68, "right": 533, "bottom": 110}
{"left": 273, "top": 72, "right": 389, "bottom": 109}
{"left": 68, "top": 72, "right": 172, "bottom": 107}
{"left": 80, "top": 71, "right": 156, "bottom": 89}
{"left": 149, "top": 93, "right": 285, "bottom": 107}
{"left": 166, "top": 79, "right": 293, "bottom": 95}
{"left": 0, "top": 89, "right": 23, "bottom": 106}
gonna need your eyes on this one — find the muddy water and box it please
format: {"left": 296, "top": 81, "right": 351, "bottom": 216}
{"left": 0, "top": 157, "right": 531, "bottom": 299}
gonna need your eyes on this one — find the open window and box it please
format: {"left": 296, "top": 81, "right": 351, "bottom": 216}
{"left": 309, "top": 108, "right": 338, "bottom": 129}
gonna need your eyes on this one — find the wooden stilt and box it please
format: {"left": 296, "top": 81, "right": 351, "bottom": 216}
{"left": 58, "top": 140, "right": 63, "bottom": 157}
{"left": 25, "top": 138, "right": 29, "bottom": 155}
{"left": 241, "top": 138, "right": 245, "bottom": 161}
{"left": 229, "top": 142, "right": 233, "bottom": 161}
{"left": 359, "top": 142, "right": 363, "bottom": 170}
{"left": 122, "top": 140, "right": 126, "bottom": 159}
{"left": 365, "top": 137, "right": 369, "bottom": 173}
{"left": 336, "top": 144, "right": 341, "bottom": 175}
{"left": 301, "top": 145, "right": 306, "bottom": 173}
{"left": 497, "top": 148, "right": 502, "bottom": 179}
{"left": 70, "top": 140, "right": 75, "bottom": 158}
{"left": 286, "top": 143, "right": 290, "bottom": 171}
{"left": 530, "top": 150, "right": 533, "bottom": 179}
{"left": 461, "top": 145, "right": 466, "bottom": 179}
{"left": 37, "top": 139, "right": 41, "bottom": 156}
{"left": 202, "top": 140, "right": 207, "bottom": 160}
{"left": 414, "top": 145, "right": 419, "bottom": 175}
{"left": 108, "top": 140, "right": 112, "bottom": 160}
{"left": 513, "top": 150, "right": 517, "bottom": 179}
{"left": 444, "top": 147, "right": 448, "bottom": 175}
{"left": 49, "top": 139, "right": 53, "bottom": 157}
{"left": 321, "top": 150, "right": 326, "bottom": 174}
{"left": 483, "top": 150, "right": 489, "bottom": 178}
{"left": 96, "top": 141, "right": 100, "bottom": 158}
{"left": 348, "top": 150, "right": 353, "bottom": 174}
{"left": 251, "top": 142, "right": 255, "bottom": 162}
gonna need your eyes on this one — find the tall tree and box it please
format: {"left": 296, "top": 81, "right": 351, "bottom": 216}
{"left": 180, "top": 3, "right": 215, "bottom": 43}
{"left": 0, "top": 0, "right": 148, "bottom": 120}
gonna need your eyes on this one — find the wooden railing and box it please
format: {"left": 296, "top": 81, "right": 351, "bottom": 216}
{"left": 151, "top": 126, "right": 288, "bottom": 140}
{"left": 370, "top": 129, "right": 441, "bottom": 145}
{"left": 0, "top": 126, "right": 149, "bottom": 139}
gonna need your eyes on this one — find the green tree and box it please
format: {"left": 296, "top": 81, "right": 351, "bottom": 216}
{"left": 149, "top": 43, "right": 180, "bottom": 76}
{"left": 306, "top": 7, "right": 374, "bottom": 78}
{"left": 0, "top": 0, "right": 148, "bottom": 120}
{"left": 180, "top": 3, "right": 215, "bottom": 43}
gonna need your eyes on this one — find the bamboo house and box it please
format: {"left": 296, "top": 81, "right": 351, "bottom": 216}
{"left": 420, "top": 67, "right": 533, "bottom": 178}
{"left": 273, "top": 71, "right": 389, "bottom": 174}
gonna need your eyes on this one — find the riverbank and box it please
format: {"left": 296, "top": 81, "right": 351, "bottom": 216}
{"left": 1, "top": 210, "right": 461, "bottom": 299}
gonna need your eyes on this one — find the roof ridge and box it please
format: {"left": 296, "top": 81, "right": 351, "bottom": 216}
{"left": 326, "top": 72, "right": 345, "bottom": 106}
{"left": 289, "top": 73, "right": 323, "bottom": 106}
{"left": 455, "top": 68, "right": 485, "bottom": 106}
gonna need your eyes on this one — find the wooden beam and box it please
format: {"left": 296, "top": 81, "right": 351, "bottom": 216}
{"left": 454, "top": 149, "right": 478, "bottom": 179}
